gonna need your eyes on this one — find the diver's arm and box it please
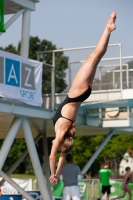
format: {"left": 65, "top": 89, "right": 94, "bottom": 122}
{"left": 49, "top": 138, "right": 60, "bottom": 176}
{"left": 49, "top": 130, "right": 64, "bottom": 184}
{"left": 55, "top": 153, "right": 66, "bottom": 178}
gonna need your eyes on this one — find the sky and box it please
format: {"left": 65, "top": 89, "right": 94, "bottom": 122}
{"left": 1, "top": 0, "right": 133, "bottom": 57}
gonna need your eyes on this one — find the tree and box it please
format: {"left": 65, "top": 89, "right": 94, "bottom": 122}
{"left": 70, "top": 134, "right": 133, "bottom": 177}
{"left": 0, "top": 44, "right": 18, "bottom": 54}
{"left": 0, "top": 139, "right": 27, "bottom": 173}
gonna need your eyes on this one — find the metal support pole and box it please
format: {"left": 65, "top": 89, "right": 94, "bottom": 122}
{"left": 0, "top": 134, "right": 42, "bottom": 186}
{"left": 99, "top": 68, "right": 102, "bottom": 126}
{"left": 0, "top": 171, "right": 34, "bottom": 200}
{"left": 119, "top": 44, "right": 123, "bottom": 96}
{"left": 81, "top": 129, "right": 115, "bottom": 174}
{"left": 125, "top": 64, "right": 130, "bottom": 123}
{"left": 51, "top": 52, "right": 55, "bottom": 110}
{"left": 99, "top": 108, "right": 102, "bottom": 127}
{"left": 20, "top": 9, "right": 31, "bottom": 58}
{"left": 0, "top": 117, "right": 22, "bottom": 171}
{"left": 127, "top": 64, "right": 129, "bottom": 89}
{"left": 99, "top": 67, "right": 101, "bottom": 90}
{"left": 68, "top": 63, "right": 71, "bottom": 89}
{"left": 113, "top": 71, "right": 115, "bottom": 89}
{"left": 22, "top": 118, "right": 51, "bottom": 200}
{"left": 43, "top": 130, "right": 53, "bottom": 200}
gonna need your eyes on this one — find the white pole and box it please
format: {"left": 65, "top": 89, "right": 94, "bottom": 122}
{"left": 127, "top": 64, "right": 129, "bottom": 89}
{"left": 81, "top": 129, "right": 115, "bottom": 174}
{"left": 0, "top": 117, "right": 22, "bottom": 171}
{"left": 22, "top": 118, "right": 51, "bottom": 200}
{"left": 39, "top": 43, "right": 120, "bottom": 53}
{"left": 113, "top": 71, "right": 115, "bottom": 89}
{"left": 68, "top": 63, "right": 71, "bottom": 89}
{"left": 43, "top": 131, "right": 53, "bottom": 200}
{"left": 51, "top": 52, "right": 55, "bottom": 110}
{"left": 20, "top": 9, "right": 31, "bottom": 58}
{"left": 119, "top": 44, "right": 123, "bottom": 96}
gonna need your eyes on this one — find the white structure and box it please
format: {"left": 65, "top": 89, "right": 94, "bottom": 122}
{"left": 119, "top": 152, "right": 133, "bottom": 175}
{"left": 0, "top": 1, "right": 52, "bottom": 200}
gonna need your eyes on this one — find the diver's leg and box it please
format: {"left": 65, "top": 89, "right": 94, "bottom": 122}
{"left": 69, "top": 12, "right": 117, "bottom": 97}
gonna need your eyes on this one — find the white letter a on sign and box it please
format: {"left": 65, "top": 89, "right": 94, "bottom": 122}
{"left": 8, "top": 64, "right": 18, "bottom": 84}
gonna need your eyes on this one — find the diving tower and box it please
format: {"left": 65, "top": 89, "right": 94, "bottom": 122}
{"left": 1, "top": 2, "right": 133, "bottom": 199}
{"left": 0, "top": 1, "right": 52, "bottom": 200}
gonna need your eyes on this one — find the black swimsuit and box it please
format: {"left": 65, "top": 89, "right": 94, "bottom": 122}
{"left": 126, "top": 177, "right": 130, "bottom": 184}
{"left": 53, "top": 86, "right": 92, "bottom": 126}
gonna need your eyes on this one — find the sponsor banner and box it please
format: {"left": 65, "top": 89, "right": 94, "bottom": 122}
{"left": 0, "top": 50, "right": 43, "bottom": 106}
{"left": 0, "top": 178, "right": 32, "bottom": 194}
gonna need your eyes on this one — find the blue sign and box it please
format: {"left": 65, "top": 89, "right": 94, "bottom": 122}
{"left": 0, "top": 194, "right": 22, "bottom": 200}
{"left": 0, "top": 50, "right": 43, "bottom": 106}
{"left": 5, "top": 58, "right": 20, "bottom": 87}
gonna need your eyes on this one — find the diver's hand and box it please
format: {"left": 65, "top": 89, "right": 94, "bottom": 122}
{"left": 49, "top": 175, "right": 59, "bottom": 185}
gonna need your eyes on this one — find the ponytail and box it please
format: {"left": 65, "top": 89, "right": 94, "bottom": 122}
{"left": 58, "top": 122, "right": 76, "bottom": 153}
{"left": 67, "top": 122, "right": 76, "bottom": 138}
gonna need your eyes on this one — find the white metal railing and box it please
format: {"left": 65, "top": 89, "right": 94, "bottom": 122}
{"left": 37, "top": 44, "right": 124, "bottom": 109}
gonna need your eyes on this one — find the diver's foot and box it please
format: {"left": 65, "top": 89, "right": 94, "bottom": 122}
{"left": 106, "top": 11, "right": 117, "bottom": 32}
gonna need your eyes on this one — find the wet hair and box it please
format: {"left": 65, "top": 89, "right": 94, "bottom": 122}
{"left": 66, "top": 153, "right": 73, "bottom": 162}
{"left": 59, "top": 122, "right": 75, "bottom": 153}
{"left": 67, "top": 122, "right": 76, "bottom": 137}
{"left": 125, "top": 167, "right": 130, "bottom": 171}
{"left": 59, "top": 135, "right": 74, "bottom": 153}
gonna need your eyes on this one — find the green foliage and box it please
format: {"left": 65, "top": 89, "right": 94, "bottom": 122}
{"left": 68, "top": 134, "right": 133, "bottom": 177}
{"left": 10, "top": 174, "right": 36, "bottom": 180}
{"left": 0, "top": 44, "right": 18, "bottom": 54}
{"left": 2, "top": 134, "right": 133, "bottom": 176}
{"left": 70, "top": 135, "right": 104, "bottom": 177}
{"left": 101, "top": 135, "right": 133, "bottom": 158}
{"left": 0, "top": 139, "right": 27, "bottom": 173}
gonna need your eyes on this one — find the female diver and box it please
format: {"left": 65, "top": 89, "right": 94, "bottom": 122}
{"left": 49, "top": 12, "right": 117, "bottom": 185}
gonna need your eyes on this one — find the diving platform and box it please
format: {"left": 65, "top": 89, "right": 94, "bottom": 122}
{"left": 42, "top": 88, "right": 133, "bottom": 131}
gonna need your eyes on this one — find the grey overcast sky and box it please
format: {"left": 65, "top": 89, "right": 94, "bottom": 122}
{"left": 1, "top": 0, "right": 133, "bottom": 56}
